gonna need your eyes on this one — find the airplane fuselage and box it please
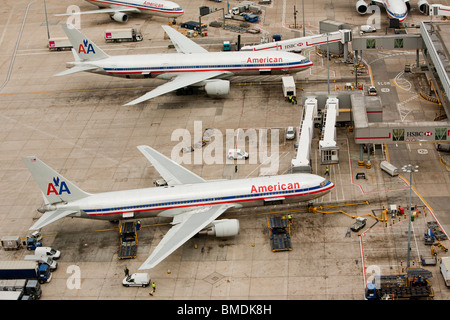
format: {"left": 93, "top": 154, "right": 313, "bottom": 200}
{"left": 71, "top": 51, "right": 313, "bottom": 79}
{"left": 85, "top": 0, "right": 184, "bottom": 17}
{"left": 383, "top": 0, "right": 408, "bottom": 21}
{"left": 57, "top": 174, "right": 334, "bottom": 221}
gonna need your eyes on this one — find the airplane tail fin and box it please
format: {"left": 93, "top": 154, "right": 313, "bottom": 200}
{"left": 62, "top": 23, "right": 109, "bottom": 61}
{"left": 23, "top": 156, "right": 91, "bottom": 205}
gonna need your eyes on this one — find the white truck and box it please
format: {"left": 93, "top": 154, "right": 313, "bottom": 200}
{"left": 48, "top": 37, "right": 72, "bottom": 51}
{"left": 282, "top": 76, "right": 296, "bottom": 99}
{"left": 105, "top": 28, "right": 143, "bottom": 43}
{"left": 24, "top": 255, "right": 57, "bottom": 271}
{"left": 380, "top": 161, "right": 398, "bottom": 176}
{"left": 440, "top": 257, "right": 450, "bottom": 287}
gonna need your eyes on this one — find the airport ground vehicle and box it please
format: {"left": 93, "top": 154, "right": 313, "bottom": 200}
{"left": 368, "top": 86, "right": 377, "bottom": 96}
{"left": 351, "top": 217, "right": 366, "bottom": 232}
{"left": 286, "top": 127, "right": 295, "bottom": 140}
{"left": 380, "top": 161, "right": 399, "bottom": 176}
{"left": 105, "top": 28, "right": 143, "bottom": 42}
{"left": 0, "top": 279, "right": 42, "bottom": 300}
{"left": 361, "top": 25, "right": 376, "bottom": 33}
{"left": 122, "top": 273, "right": 150, "bottom": 287}
{"left": 227, "top": 149, "right": 249, "bottom": 160}
{"left": 48, "top": 37, "right": 72, "bottom": 51}
{"left": 180, "top": 21, "right": 207, "bottom": 32}
{"left": 282, "top": 76, "right": 296, "bottom": 98}
{"left": 0, "top": 261, "right": 52, "bottom": 284}
{"left": 440, "top": 257, "right": 450, "bottom": 287}
{"left": 1, "top": 236, "right": 22, "bottom": 250}
{"left": 24, "top": 255, "right": 58, "bottom": 271}
{"left": 437, "top": 143, "right": 450, "bottom": 152}
{"left": 119, "top": 221, "right": 138, "bottom": 259}
{"left": 35, "top": 247, "right": 61, "bottom": 259}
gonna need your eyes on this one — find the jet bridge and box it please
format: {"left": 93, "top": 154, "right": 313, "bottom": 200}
{"left": 291, "top": 98, "right": 317, "bottom": 173}
{"left": 319, "top": 98, "right": 339, "bottom": 165}
{"left": 241, "top": 29, "right": 352, "bottom": 59}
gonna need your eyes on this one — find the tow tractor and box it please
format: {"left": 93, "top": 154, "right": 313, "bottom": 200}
{"left": 26, "top": 232, "right": 42, "bottom": 251}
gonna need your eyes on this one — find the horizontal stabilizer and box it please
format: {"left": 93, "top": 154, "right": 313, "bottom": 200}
{"left": 30, "top": 209, "right": 77, "bottom": 230}
{"left": 54, "top": 65, "right": 98, "bottom": 77}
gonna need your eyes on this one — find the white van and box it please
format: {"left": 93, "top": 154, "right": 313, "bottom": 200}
{"left": 380, "top": 161, "right": 398, "bottom": 176}
{"left": 122, "top": 273, "right": 150, "bottom": 287}
{"left": 35, "top": 247, "right": 60, "bottom": 259}
{"left": 227, "top": 149, "right": 249, "bottom": 160}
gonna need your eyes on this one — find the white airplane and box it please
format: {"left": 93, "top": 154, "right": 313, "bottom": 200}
{"left": 55, "top": 24, "right": 313, "bottom": 106}
{"left": 23, "top": 146, "right": 334, "bottom": 270}
{"left": 55, "top": 0, "right": 184, "bottom": 23}
{"left": 356, "top": 0, "right": 411, "bottom": 21}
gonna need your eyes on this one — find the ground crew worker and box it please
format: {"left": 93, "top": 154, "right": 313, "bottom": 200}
{"left": 325, "top": 167, "right": 329, "bottom": 176}
{"left": 152, "top": 282, "right": 156, "bottom": 292}
{"left": 136, "top": 220, "right": 141, "bottom": 231}
{"left": 288, "top": 214, "right": 292, "bottom": 224}
{"left": 124, "top": 266, "right": 129, "bottom": 277}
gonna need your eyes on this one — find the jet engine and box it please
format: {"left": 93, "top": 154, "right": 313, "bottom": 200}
{"left": 356, "top": 0, "right": 369, "bottom": 14}
{"left": 204, "top": 79, "right": 230, "bottom": 96}
{"left": 418, "top": 0, "right": 430, "bottom": 14}
{"left": 200, "top": 219, "right": 240, "bottom": 237}
{"left": 111, "top": 12, "right": 128, "bottom": 23}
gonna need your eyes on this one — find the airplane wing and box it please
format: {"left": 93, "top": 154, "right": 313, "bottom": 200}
{"left": 161, "top": 25, "right": 208, "bottom": 54}
{"left": 55, "top": 7, "right": 140, "bottom": 16}
{"left": 139, "top": 204, "right": 234, "bottom": 270}
{"left": 30, "top": 209, "right": 77, "bottom": 230}
{"left": 123, "top": 70, "right": 225, "bottom": 105}
{"left": 137, "top": 145, "right": 205, "bottom": 185}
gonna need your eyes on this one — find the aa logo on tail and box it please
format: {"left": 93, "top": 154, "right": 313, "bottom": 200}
{"left": 78, "top": 39, "right": 96, "bottom": 54}
{"left": 47, "top": 177, "right": 71, "bottom": 196}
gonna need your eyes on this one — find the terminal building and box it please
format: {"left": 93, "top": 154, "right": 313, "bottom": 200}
{"left": 291, "top": 20, "right": 450, "bottom": 172}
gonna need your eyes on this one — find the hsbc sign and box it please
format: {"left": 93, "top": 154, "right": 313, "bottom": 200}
{"left": 406, "top": 131, "right": 433, "bottom": 138}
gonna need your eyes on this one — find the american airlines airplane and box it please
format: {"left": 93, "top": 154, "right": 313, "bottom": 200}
{"left": 55, "top": 24, "right": 313, "bottom": 106}
{"left": 356, "top": 0, "right": 411, "bottom": 21}
{"left": 56, "top": 0, "right": 184, "bottom": 22}
{"left": 23, "top": 146, "right": 334, "bottom": 270}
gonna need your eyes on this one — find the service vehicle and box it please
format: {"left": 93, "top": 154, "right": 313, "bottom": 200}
{"left": 48, "top": 37, "right": 72, "bottom": 51}
{"left": 380, "top": 161, "right": 398, "bottom": 176}
{"left": 440, "top": 257, "right": 450, "bottom": 287}
{"left": 35, "top": 247, "right": 61, "bottom": 259}
{"left": 286, "top": 126, "right": 295, "bottom": 140}
{"left": 368, "top": 86, "right": 377, "bottom": 96}
{"left": 1, "top": 236, "right": 22, "bottom": 250}
{"left": 0, "top": 261, "right": 52, "bottom": 284}
{"left": 227, "top": 149, "right": 249, "bottom": 160}
{"left": 282, "top": 76, "right": 296, "bottom": 98}
{"left": 0, "top": 279, "right": 42, "bottom": 300}
{"left": 105, "top": 28, "right": 143, "bottom": 42}
{"left": 24, "top": 255, "right": 58, "bottom": 271}
{"left": 122, "top": 273, "right": 150, "bottom": 287}
{"left": 350, "top": 217, "right": 367, "bottom": 232}
{"left": 361, "top": 25, "right": 376, "bottom": 33}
